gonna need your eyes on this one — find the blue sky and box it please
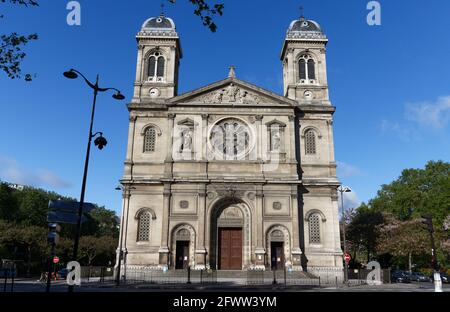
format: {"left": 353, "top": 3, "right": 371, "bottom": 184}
{"left": 1, "top": 0, "right": 449, "bottom": 214}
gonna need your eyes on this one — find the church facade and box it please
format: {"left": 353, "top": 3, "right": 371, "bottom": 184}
{"left": 116, "top": 13, "right": 343, "bottom": 277}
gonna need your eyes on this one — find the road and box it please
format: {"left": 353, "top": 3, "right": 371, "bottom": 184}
{"left": 3, "top": 278, "right": 450, "bottom": 293}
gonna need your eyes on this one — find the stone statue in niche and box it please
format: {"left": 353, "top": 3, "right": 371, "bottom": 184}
{"left": 180, "top": 129, "right": 192, "bottom": 152}
{"left": 271, "top": 130, "right": 281, "bottom": 151}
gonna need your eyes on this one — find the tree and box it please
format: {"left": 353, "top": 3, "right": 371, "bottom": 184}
{"left": 0, "top": 182, "right": 18, "bottom": 220}
{"left": 89, "top": 207, "right": 120, "bottom": 238}
{"left": 0, "top": 0, "right": 39, "bottom": 80}
{"left": 370, "top": 161, "right": 450, "bottom": 225}
{"left": 0, "top": 221, "right": 47, "bottom": 276}
{"left": 79, "top": 235, "right": 116, "bottom": 266}
{"left": 377, "top": 214, "right": 430, "bottom": 272}
{"left": 168, "top": 0, "right": 224, "bottom": 32}
{"left": 346, "top": 204, "right": 384, "bottom": 263}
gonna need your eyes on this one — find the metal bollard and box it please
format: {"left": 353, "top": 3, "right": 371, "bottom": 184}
{"left": 187, "top": 266, "right": 191, "bottom": 284}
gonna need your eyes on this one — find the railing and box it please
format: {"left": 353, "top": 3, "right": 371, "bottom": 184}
{"left": 247, "top": 268, "right": 320, "bottom": 287}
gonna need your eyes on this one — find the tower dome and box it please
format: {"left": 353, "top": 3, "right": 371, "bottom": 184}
{"left": 139, "top": 14, "right": 178, "bottom": 37}
{"left": 286, "top": 17, "right": 327, "bottom": 40}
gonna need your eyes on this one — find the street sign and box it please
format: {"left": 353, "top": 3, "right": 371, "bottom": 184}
{"left": 344, "top": 253, "right": 351, "bottom": 263}
{"left": 53, "top": 256, "right": 59, "bottom": 264}
{"left": 48, "top": 200, "right": 95, "bottom": 214}
{"left": 47, "top": 211, "right": 87, "bottom": 225}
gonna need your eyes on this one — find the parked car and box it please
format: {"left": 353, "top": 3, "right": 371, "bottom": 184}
{"left": 391, "top": 271, "right": 411, "bottom": 283}
{"left": 58, "top": 268, "right": 69, "bottom": 279}
{"left": 430, "top": 272, "right": 450, "bottom": 284}
{"left": 410, "top": 272, "right": 432, "bottom": 282}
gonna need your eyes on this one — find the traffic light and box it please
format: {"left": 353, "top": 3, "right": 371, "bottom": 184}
{"left": 47, "top": 223, "right": 61, "bottom": 246}
{"left": 421, "top": 215, "right": 434, "bottom": 233}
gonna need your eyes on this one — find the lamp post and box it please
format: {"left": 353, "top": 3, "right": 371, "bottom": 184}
{"left": 338, "top": 186, "right": 352, "bottom": 284}
{"left": 63, "top": 69, "right": 125, "bottom": 292}
{"left": 115, "top": 185, "right": 135, "bottom": 286}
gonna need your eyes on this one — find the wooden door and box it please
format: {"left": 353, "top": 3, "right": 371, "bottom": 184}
{"left": 219, "top": 228, "right": 242, "bottom": 270}
{"left": 175, "top": 241, "right": 190, "bottom": 269}
{"left": 271, "top": 242, "right": 285, "bottom": 270}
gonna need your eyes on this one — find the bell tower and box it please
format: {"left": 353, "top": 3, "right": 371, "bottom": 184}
{"left": 281, "top": 15, "right": 330, "bottom": 105}
{"left": 133, "top": 14, "right": 182, "bottom": 101}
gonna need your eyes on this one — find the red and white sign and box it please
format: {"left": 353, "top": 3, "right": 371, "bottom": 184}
{"left": 344, "top": 253, "right": 351, "bottom": 263}
{"left": 53, "top": 256, "right": 60, "bottom": 264}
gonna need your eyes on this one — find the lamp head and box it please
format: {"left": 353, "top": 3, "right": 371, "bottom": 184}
{"left": 63, "top": 69, "right": 78, "bottom": 79}
{"left": 113, "top": 92, "right": 125, "bottom": 100}
{"left": 94, "top": 134, "right": 108, "bottom": 150}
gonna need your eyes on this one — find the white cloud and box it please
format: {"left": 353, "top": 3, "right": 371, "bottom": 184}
{"left": 380, "top": 119, "right": 414, "bottom": 142}
{"left": 0, "top": 155, "right": 71, "bottom": 189}
{"left": 338, "top": 189, "right": 361, "bottom": 212}
{"left": 405, "top": 96, "right": 450, "bottom": 129}
{"left": 336, "top": 161, "right": 361, "bottom": 178}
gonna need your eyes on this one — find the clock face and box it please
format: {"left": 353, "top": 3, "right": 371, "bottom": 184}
{"left": 149, "top": 88, "right": 160, "bottom": 98}
{"left": 304, "top": 90, "right": 313, "bottom": 100}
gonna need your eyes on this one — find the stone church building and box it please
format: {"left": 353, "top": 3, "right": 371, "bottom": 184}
{"left": 116, "top": 13, "right": 343, "bottom": 278}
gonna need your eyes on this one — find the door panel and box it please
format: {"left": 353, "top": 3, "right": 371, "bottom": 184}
{"left": 175, "top": 241, "right": 190, "bottom": 269}
{"left": 219, "top": 228, "right": 242, "bottom": 270}
{"left": 271, "top": 242, "right": 285, "bottom": 270}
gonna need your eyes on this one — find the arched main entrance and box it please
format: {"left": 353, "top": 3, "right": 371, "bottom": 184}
{"left": 209, "top": 198, "right": 251, "bottom": 270}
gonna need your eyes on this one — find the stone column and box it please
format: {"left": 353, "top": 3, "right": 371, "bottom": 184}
{"left": 159, "top": 184, "right": 171, "bottom": 268}
{"left": 201, "top": 114, "right": 209, "bottom": 177}
{"left": 291, "top": 193, "right": 303, "bottom": 270}
{"left": 133, "top": 45, "right": 144, "bottom": 99}
{"left": 124, "top": 116, "right": 137, "bottom": 178}
{"left": 254, "top": 189, "right": 266, "bottom": 269}
{"left": 289, "top": 115, "right": 296, "bottom": 163}
{"left": 164, "top": 113, "right": 176, "bottom": 178}
{"left": 255, "top": 115, "right": 264, "bottom": 162}
{"left": 195, "top": 189, "right": 207, "bottom": 270}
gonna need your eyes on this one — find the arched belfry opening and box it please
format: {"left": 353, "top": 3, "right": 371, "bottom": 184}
{"left": 209, "top": 197, "right": 252, "bottom": 270}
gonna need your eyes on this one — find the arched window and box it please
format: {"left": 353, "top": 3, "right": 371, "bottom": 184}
{"left": 309, "top": 213, "right": 321, "bottom": 244}
{"left": 147, "top": 52, "right": 165, "bottom": 81}
{"left": 299, "top": 59, "right": 306, "bottom": 80}
{"left": 148, "top": 56, "right": 156, "bottom": 79}
{"left": 307, "top": 59, "right": 316, "bottom": 80}
{"left": 305, "top": 129, "right": 316, "bottom": 155}
{"left": 298, "top": 55, "right": 316, "bottom": 83}
{"left": 157, "top": 57, "right": 165, "bottom": 77}
{"left": 137, "top": 211, "right": 152, "bottom": 242}
{"left": 144, "top": 127, "right": 156, "bottom": 152}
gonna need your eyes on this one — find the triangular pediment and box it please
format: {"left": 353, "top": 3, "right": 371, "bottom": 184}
{"left": 168, "top": 77, "right": 297, "bottom": 107}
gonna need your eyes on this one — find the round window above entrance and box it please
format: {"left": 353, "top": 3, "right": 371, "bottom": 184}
{"left": 209, "top": 118, "right": 253, "bottom": 160}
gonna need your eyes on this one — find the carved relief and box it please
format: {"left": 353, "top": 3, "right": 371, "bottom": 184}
{"left": 179, "top": 201, "right": 189, "bottom": 209}
{"left": 273, "top": 202, "right": 282, "bottom": 211}
{"left": 189, "top": 84, "right": 267, "bottom": 104}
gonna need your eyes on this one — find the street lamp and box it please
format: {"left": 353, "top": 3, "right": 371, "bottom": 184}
{"left": 63, "top": 69, "right": 125, "bottom": 292}
{"left": 338, "top": 186, "right": 352, "bottom": 284}
{"left": 115, "top": 185, "right": 135, "bottom": 286}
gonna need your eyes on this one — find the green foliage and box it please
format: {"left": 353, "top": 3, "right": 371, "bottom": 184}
{"left": 370, "top": 161, "right": 450, "bottom": 225}
{"left": 0, "top": 0, "right": 39, "bottom": 81}
{"left": 79, "top": 235, "right": 117, "bottom": 266}
{"left": 348, "top": 161, "right": 450, "bottom": 270}
{"left": 0, "top": 182, "right": 119, "bottom": 275}
{"left": 0, "top": 182, "right": 17, "bottom": 219}
{"left": 346, "top": 205, "right": 384, "bottom": 262}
